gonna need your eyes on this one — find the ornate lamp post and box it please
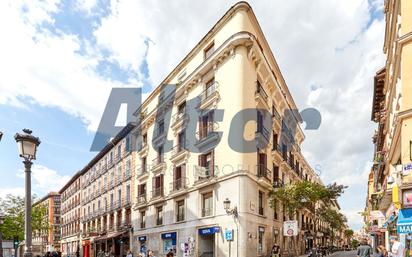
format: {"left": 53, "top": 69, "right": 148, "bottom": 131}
{"left": 223, "top": 198, "right": 238, "bottom": 217}
{"left": 14, "top": 129, "right": 41, "bottom": 257}
{"left": 0, "top": 131, "right": 3, "bottom": 141}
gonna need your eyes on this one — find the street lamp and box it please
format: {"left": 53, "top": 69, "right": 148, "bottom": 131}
{"left": 0, "top": 131, "right": 3, "bottom": 141}
{"left": 223, "top": 198, "right": 238, "bottom": 217}
{"left": 14, "top": 129, "right": 41, "bottom": 257}
{"left": 0, "top": 214, "right": 5, "bottom": 257}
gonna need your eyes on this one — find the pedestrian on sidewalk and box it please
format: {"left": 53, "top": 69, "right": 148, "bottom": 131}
{"left": 357, "top": 239, "right": 372, "bottom": 257}
{"left": 389, "top": 236, "right": 405, "bottom": 257}
{"left": 377, "top": 245, "right": 388, "bottom": 257}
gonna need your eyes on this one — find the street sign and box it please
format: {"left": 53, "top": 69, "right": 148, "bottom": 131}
{"left": 283, "top": 220, "right": 298, "bottom": 236}
{"left": 403, "top": 163, "right": 412, "bottom": 176}
{"left": 225, "top": 229, "right": 234, "bottom": 241}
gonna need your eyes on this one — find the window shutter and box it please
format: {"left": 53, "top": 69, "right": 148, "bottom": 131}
{"left": 182, "top": 164, "right": 186, "bottom": 179}
{"left": 160, "top": 174, "right": 164, "bottom": 196}
{"left": 198, "top": 116, "right": 203, "bottom": 139}
{"left": 198, "top": 154, "right": 202, "bottom": 166}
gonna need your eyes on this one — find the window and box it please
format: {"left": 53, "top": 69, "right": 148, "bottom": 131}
{"left": 110, "top": 194, "right": 114, "bottom": 208}
{"left": 258, "top": 191, "right": 264, "bottom": 215}
{"left": 126, "top": 185, "right": 130, "bottom": 202}
{"left": 141, "top": 157, "right": 147, "bottom": 174}
{"left": 198, "top": 111, "right": 214, "bottom": 139}
{"left": 125, "top": 136, "right": 130, "bottom": 152}
{"left": 176, "top": 200, "right": 185, "bottom": 222}
{"left": 272, "top": 133, "right": 278, "bottom": 150}
{"left": 142, "top": 133, "right": 147, "bottom": 146}
{"left": 125, "top": 160, "right": 131, "bottom": 178}
{"left": 178, "top": 101, "right": 186, "bottom": 114}
{"left": 158, "top": 120, "right": 165, "bottom": 136}
{"left": 205, "top": 77, "right": 215, "bottom": 98}
{"left": 156, "top": 206, "right": 163, "bottom": 226}
{"left": 273, "top": 200, "right": 278, "bottom": 220}
{"left": 257, "top": 153, "right": 267, "bottom": 177}
{"left": 178, "top": 131, "right": 186, "bottom": 151}
{"left": 204, "top": 42, "right": 214, "bottom": 59}
{"left": 140, "top": 211, "right": 146, "bottom": 228}
{"left": 152, "top": 175, "right": 164, "bottom": 198}
{"left": 173, "top": 165, "right": 185, "bottom": 190}
{"left": 201, "top": 192, "right": 213, "bottom": 217}
{"left": 258, "top": 227, "right": 265, "bottom": 254}
{"left": 198, "top": 151, "right": 214, "bottom": 178}
{"left": 117, "top": 189, "right": 121, "bottom": 205}
{"left": 117, "top": 145, "right": 121, "bottom": 160}
{"left": 157, "top": 145, "right": 164, "bottom": 164}
{"left": 273, "top": 165, "right": 279, "bottom": 184}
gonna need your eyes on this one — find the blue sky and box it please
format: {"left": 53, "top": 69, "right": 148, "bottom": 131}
{"left": 0, "top": 0, "right": 385, "bottom": 230}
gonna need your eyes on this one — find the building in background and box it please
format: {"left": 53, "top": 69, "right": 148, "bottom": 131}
{"left": 79, "top": 123, "right": 136, "bottom": 257}
{"left": 364, "top": 0, "right": 412, "bottom": 251}
{"left": 60, "top": 171, "right": 82, "bottom": 257}
{"left": 32, "top": 192, "right": 61, "bottom": 254}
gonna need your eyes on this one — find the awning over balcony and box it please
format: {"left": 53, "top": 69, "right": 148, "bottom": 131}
{"left": 397, "top": 208, "right": 412, "bottom": 234}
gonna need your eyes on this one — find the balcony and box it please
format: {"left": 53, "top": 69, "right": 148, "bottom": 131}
{"left": 272, "top": 178, "right": 284, "bottom": 189}
{"left": 151, "top": 157, "right": 166, "bottom": 173}
{"left": 256, "top": 165, "right": 272, "bottom": 181}
{"left": 123, "top": 197, "right": 131, "bottom": 207}
{"left": 170, "top": 178, "right": 189, "bottom": 193}
{"left": 152, "top": 130, "right": 166, "bottom": 148}
{"left": 172, "top": 111, "right": 189, "bottom": 131}
{"left": 136, "top": 166, "right": 148, "bottom": 178}
{"left": 255, "top": 81, "right": 269, "bottom": 108}
{"left": 255, "top": 126, "right": 270, "bottom": 149}
{"left": 198, "top": 81, "right": 220, "bottom": 110}
{"left": 136, "top": 194, "right": 147, "bottom": 206}
{"left": 107, "top": 160, "right": 114, "bottom": 169}
{"left": 195, "top": 123, "right": 220, "bottom": 152}
{"left": 124, "top": 171, "right": 131, "bottom": 181}
{"left": 170, "top": 143, "right": 189, "bottom": 163}
{"left": 151, "top": 187, "right": 164, "bottom": 199}
{"left": 114, "top": 200, "right": 122, "bottom": 210}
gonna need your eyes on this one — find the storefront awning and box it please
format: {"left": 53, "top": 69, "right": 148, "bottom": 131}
{"left": 397, "top": 208, "right": 412, "bottom": 234}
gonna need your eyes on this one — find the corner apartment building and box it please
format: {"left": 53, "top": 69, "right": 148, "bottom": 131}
{"left": 365, "top": 0, "right": 412, "bottom": 251}
{"left": 130, "top": 2, "right": 326, "bottom": 257}
{"left": 32, "top": 192, "right": 61, "bottom": 254}
{"left": 79, "top": 123, "right": 136, "bottom": 257}
{"left": 60, "top": 171, "right": 82, "bottom": 257}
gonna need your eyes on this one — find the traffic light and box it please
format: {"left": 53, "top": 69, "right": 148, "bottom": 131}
{"left": 13, "top": 236, "right": 19, "bottom": 249}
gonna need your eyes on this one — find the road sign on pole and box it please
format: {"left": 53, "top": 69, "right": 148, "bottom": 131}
{"left": 283, "top": 220, "right": 298, "bottom": 236}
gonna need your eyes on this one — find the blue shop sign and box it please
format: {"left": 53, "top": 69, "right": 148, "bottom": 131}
{"left": 397, "top": 208, "right": 412, "bottom": 234}
{"left": 138, "top": 236, "right": 147, "bottom": 242}
{"left": 161, "top": 232, "right": 177, "bottom": 239}
{"left": 199, "top": 226, "right": 220, "bottom": 235}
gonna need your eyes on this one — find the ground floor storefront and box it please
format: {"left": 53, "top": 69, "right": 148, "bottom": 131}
{"left": 61, "top": 237, "right": 80, "bottom": 257}
{"left": 82, "top": 230, "right": 131, "bottom": 257}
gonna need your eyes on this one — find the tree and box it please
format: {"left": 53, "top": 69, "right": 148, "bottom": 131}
{"left": 344, "top": 229, "right": 354, "bottom": 239}
{"left": 269, "top": 180, "right": 347, "bottom": 249}
{"left": 0, "top": 194, "right": 49, "bottom": 241}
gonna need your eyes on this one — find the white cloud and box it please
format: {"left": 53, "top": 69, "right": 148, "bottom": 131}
{"left": 0, "top": 187, "right": 25, "bottom": 199}
{"left": 343, "top": 209, "right": 365, "bottom": 230}
{"left": 17, "top": 164, "right": 70, "bottom": 196}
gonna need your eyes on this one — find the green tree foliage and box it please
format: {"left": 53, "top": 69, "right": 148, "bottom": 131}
{"left": 0, "top": 194, "right": 49, "bottom": 241}
{"left": 344, "top": 229, "right": 354, "bottom": 239}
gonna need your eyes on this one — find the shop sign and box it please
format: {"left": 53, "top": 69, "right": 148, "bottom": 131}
{"left": 283, "top": 220, "right": 298, "bottom": 236}
{"left": 370, "top": 211, "right": 385, "bottom": 220}
{"left": 138, "top": 236, "right": 147, "bottom": 242}
{"left": 198, "top": 226, "right": 220, "bottom": 235}
{"left": 398, "top": 224, "right": 412, "bottom": 234}
{"left": 403, "top": 163, "right": 412, "bottom": 176}
{"left": 161, "top": 232, "right": 177, "bottom": 239}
